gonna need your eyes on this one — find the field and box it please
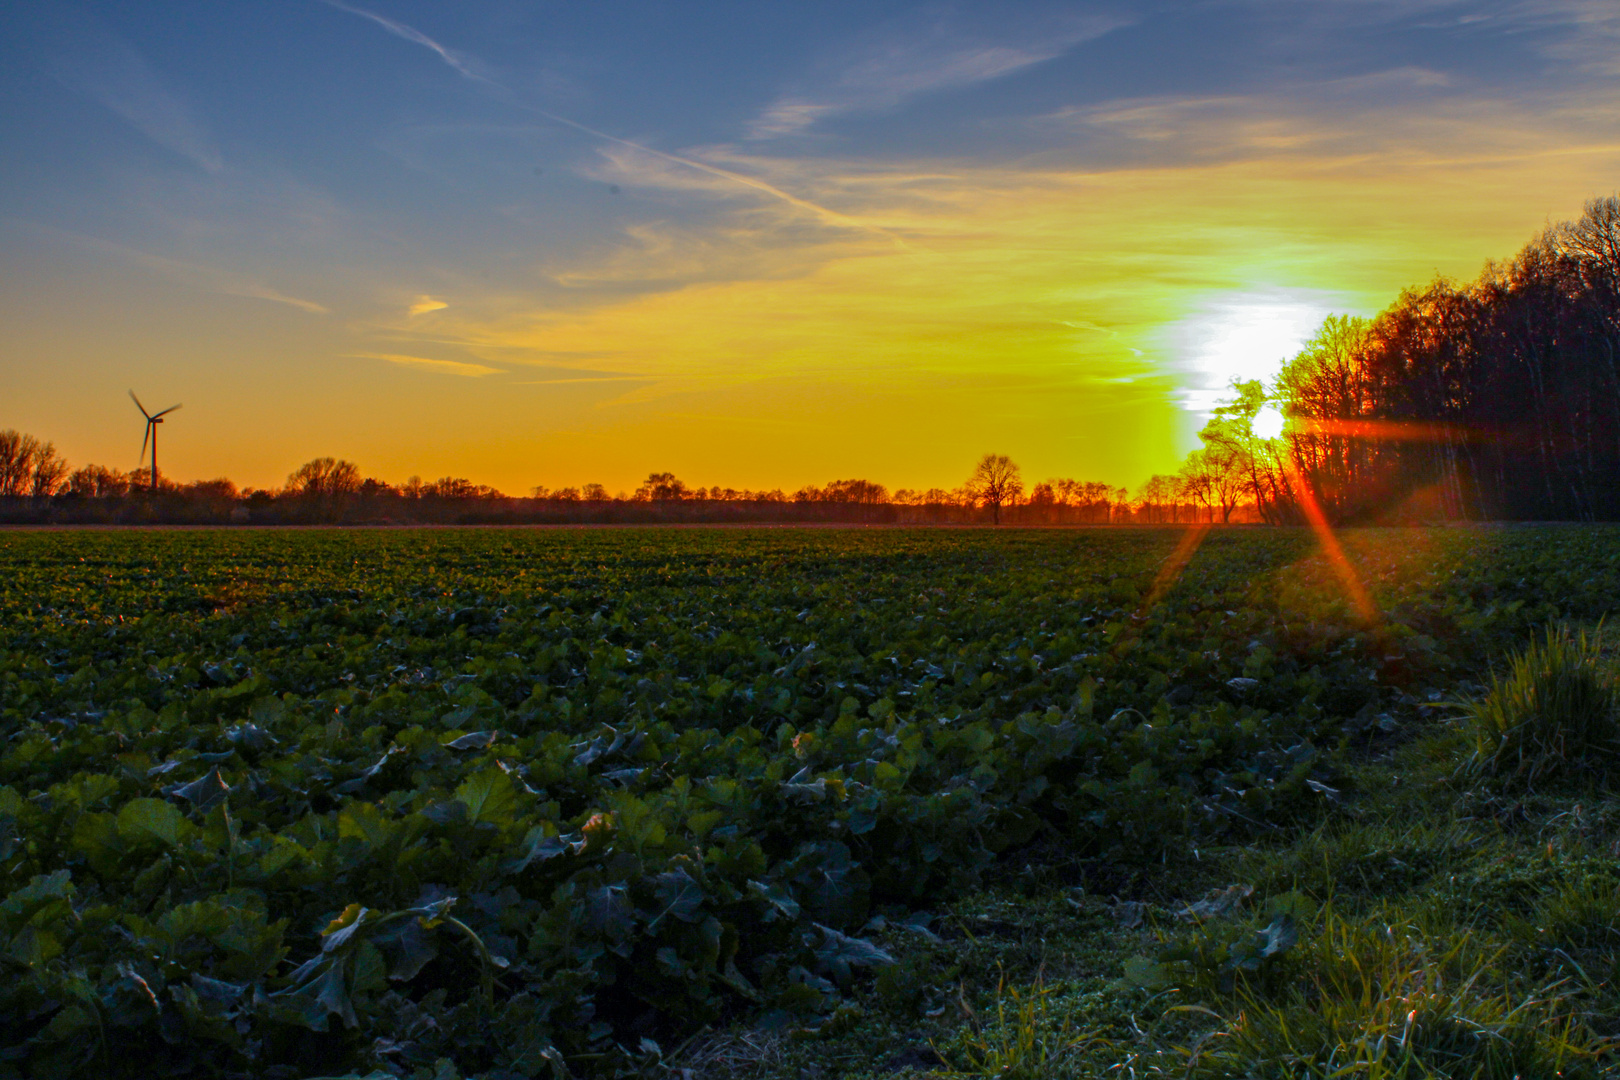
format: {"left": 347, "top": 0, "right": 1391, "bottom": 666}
{"left": 3, "top": 525, "right": 1620, "bottom": 1079}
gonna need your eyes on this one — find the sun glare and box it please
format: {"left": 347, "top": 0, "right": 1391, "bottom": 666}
{"left": 1253, "top": 405, "right": 1286, "bottom": 440}
{"left": 1166, "top": 290, "right": 1342, "bottom": 414}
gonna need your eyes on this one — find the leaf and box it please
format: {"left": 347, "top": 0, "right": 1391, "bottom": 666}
{"left": 189, "top": 973, "right": 247, "bottom": 1009}
{"left": 1174, "top": 883, "right": 1254, "bottom": 921}
{"left": 894, "top": 911, "right": 942, "bottom": 943}
{"left": 406, "top": 895, "right": 459, "bottom": 926}
{"left": 337, "top": 802, "right": 398, "bottom": 852}
{"left": 811, "top": 923, "right": 893, "bottom": 984}
{"left": 10, "top": 924, "right": 63, "bottom": 967}
{"left": 748, "top": 879, "right": 801, "bottom": 923}
{"left": 584, "top": 885, "right": 636, "bottom": 944}
{"left": 780, "top": 779, "right": 827, "bottom": 802}
{"left": 225, "top": 722, "right": 277, "bottom": 751}
{"left": 649, "top": 868, "right": 705, "bottom": 925}
{"left": 310, "top": 959, "right": 358, "bottom": 1029}
{"left": 505, "top": 827, "right": 582, "bottom": 873}
{"left": 166, "top": 767, "right": 231, "bottom": 810}
{"left": 443, "top": 730, "right": 499, "bottom": 750}
{"left": 1117, "top": 955, "right": 1172, "bottom": 991}
{"left": 369, "top": 915, "right": 439, "bottom": 981}
{"left": 117, "top": 798, "right": 187, "bottom": 849}
{"left": 1, "top": 870, "right": 75, "bottom": 930}
{"left": 454, "top": 767, "right": 520, "bottom": 826}
{"left": 334, "top": 746, "right": 403, "bottom": 793}
{"left": 321, "top": 904, "right": 370, "bottom": 952}
{"left": 1257, "top": 914, "right": 1298, "bottom": 959}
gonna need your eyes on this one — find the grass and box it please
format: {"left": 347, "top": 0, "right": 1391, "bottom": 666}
{"left": 1180, "top": 913, "right": 1600, "bottom": 1079}
{"left": 942, "top": 970, "right": 1109, "bottom": 1078}
{"left": 1461, "top": 623, "right": 1620, "bottom": 787}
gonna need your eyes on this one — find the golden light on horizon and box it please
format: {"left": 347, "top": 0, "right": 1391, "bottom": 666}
{"left": 4, "top": 0, "right": 1619, "bottom": 494}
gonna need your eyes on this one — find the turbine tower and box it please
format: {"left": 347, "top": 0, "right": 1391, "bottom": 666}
{"left": 130, "top": 391, "right": 182, "bottom": 493}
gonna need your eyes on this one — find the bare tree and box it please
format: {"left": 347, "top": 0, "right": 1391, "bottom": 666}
{"left": 0, "top": 431, "right": 39, "bottom": 496}
{"left": 967, "top": 453, "right": 1023, "bottom": 525}
{"left": 287, "top": 458, "right": 363, "bottom": 498}
{"left": 68, "top": 464, "right": 131, "bottom": 498}
{"left": 286, "top": 457, "right": 363, "bottom": 520}
{"left": 636, "top": 472, "right": 688, "bottom": 501}
{"left": 1136, "top": 474, "right": 1180, "bottom": 523}
{"left": 1178, "top": 452, "right": 1217, "bottom": 522}
{"left": 29, "top": 442, "right": 69, "bottom": 498}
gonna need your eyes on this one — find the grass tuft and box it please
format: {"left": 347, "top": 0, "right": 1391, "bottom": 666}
{"left": 1182, "top": 912, "right": 1601, "bottom": 1079}
{"left": 1462, "top": 623, "right": 1620, "bottom": 787}
{"left": 944, "top": 970, "right": 1109, "bottom": 1078}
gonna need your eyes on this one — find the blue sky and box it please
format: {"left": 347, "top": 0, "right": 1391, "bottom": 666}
{"left": 2, "top": 0, "right": 1617, "bottom": 492}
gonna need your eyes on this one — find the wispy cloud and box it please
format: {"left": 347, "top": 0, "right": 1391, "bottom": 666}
{"left": 1501, "top": 0, "right": 1620, "bottom": 75}
{"left": 356, "top": 353, "right": 502, "bottom": 377}
{"left": 317, "top": 0, "right": 490, "bottom": 82}
{"left": 408, "top": 296, "right": 448, "bottom": 316}
{"left": 746, "top": 8, "right": 1128, "bottom": 139}
{"left": 25, "top": 225, "right": 329, "bottom": 312}
{"left": 320, "top": 1, "right": 901, "bottom": 241}
{"left": 46, "top": 11, "right": 222, "bottom": 173}
{"left": 224, "top": 282, "right": 329, "bottom": 314}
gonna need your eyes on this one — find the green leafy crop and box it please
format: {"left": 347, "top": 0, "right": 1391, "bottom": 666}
{"left": 0, "top": 525, "right": 1614, "bottom": 1077}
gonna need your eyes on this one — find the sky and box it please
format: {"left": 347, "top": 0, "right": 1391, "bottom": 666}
{"left": 2, "top": 0, "right": 1618, "bottom": 495}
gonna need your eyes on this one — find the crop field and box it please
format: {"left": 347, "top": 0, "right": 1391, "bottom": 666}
{"left": 3, "top": 525, "right": 1619, "bottom": 1079}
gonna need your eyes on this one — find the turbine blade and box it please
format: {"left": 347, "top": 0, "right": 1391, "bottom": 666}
{"left": 140, "top": 421, "right": 150, "bottom": 465}
{"left": 152, "top": 403, "right": 183, "bottom": 418}
{"left": 129, "top": 390, "right": 152, "bottom": 419}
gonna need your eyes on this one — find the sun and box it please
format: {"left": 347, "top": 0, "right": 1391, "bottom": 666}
{"left": 1165, "top": 289, "right": 1344, "bottom": 413}
{"left": 1252, "top": 405, "right": 1286, "bottom": 440}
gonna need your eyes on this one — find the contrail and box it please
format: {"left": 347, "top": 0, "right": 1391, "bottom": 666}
{"left": 319, "top": 0, "right": 488, "bottom": 83}
{"left": 319, "top": 0, "right": 902, "bottom": 243}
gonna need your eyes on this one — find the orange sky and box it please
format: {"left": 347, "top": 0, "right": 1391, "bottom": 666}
{"left": 4, "top": 2, "right": 1619, "bottom": 495}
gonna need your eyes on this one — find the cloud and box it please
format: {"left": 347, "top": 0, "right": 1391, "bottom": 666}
{"left": 391, "top": 75, "right": 1620, "bottom": 448}
{"left": 25, "top": 225, "right": 329, "bottom": 312}
{"left": 318, "top": 0, "right": 490, "bottom": 82}
{"left": 409, "top": 296, "right": 449, "bottom": 316}
{"left": 324, "top": 5, "right": 889, "bottom": 239}
{"left": 746, "top": 8, "right": 1128, "bottom": 139}
{"left": 46, "top": 12, "right": 222, "bottom": 172}
{"left": 357, "top": 353, "right": 502, "bottom": 377}
{"left": 1500, "top": 0, "right": 1620, "bottom": 75}
{"left": 223, "top": 283, "right": 329, "bottom": 314}
{"left": 1029, "top": 61, "right": 1620, "bottom": 172}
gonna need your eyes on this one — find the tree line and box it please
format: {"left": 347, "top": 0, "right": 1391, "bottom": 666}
{"left": 1195, "top": 195, "right": 1620, "bottom": 524}
{"left": 0, "top": 444, "right": 1158, "bottom": 526}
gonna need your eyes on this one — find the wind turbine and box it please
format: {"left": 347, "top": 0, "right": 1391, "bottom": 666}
{"left": 130, "top": 391, "right": 182, "bottom": 493}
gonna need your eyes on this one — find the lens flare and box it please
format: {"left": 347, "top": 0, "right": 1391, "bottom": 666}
{"left": 1285, "top": 462, "right": 1378, "bottom": 625}
{"left": 1138, "top": 523, "right": 1213, "bottom": 615}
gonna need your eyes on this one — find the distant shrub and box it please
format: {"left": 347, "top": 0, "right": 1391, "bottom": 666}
{"left": 1463, "top": 624, "right": 1619, "bottom": 787}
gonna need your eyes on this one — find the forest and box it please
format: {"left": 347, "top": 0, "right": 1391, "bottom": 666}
{"left": 1242, "top": 194, "right": 1620, "bottom": 523}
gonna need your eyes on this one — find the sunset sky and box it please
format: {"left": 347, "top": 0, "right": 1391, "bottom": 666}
{"left": 2, "top": 1, "right": 1618, "bottom": 494}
